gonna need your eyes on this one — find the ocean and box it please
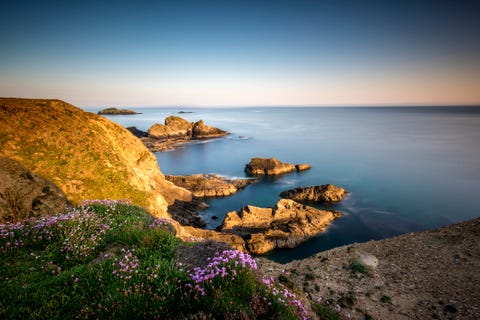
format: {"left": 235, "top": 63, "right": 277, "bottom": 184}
{"left": 87, "top": 106, "right": 480, "bottom": 263}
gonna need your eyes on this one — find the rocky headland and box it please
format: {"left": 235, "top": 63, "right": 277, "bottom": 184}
{"left": 245, "top": 157, "right": 312, "bottom": 175}
{"left": 219, "top": 199, "right": 342, "bottom": 254}
{"left": 165, "top": 174, "right": 256, "bottom": 197}
{"left": 98, "top": 107, "right": 141, "bottom": 115}
{"left": 0, "top": 98, "right": 190, "bottom": 218}
{"left": 280, "top": 184, "right": 348, "bottom": 203}
{"left": 142, "top": 116, "right": 228, "bottom": 151}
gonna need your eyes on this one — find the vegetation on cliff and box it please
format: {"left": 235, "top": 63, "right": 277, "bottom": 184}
{"left": 0, "top": 98, "right": 190, "bottom": 217}
{"left": 0, "top": 201, "right": 307, "bottom": 319}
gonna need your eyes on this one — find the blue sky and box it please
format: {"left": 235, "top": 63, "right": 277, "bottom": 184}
{"left": 1, "top": 0, "right": 479, "bottom": 106}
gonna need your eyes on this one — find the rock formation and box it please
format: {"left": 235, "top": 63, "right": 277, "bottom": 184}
{"left": 144, "top": 116, "right": 228, "bottom": 151}
{"left": 147, "top": 116, "right": 227, "bottom": 140}
{"left": 0, "top": 157, "right": 69, "bottom": 223}
{"left": 0, "top": 98, "right": 191, "bottom": 219}
{"left": 219, "top": 199, "right": 341, "bottom": 254}
{"left": 165, "top": 174, "right": 255, "bottom": 197}
{"left": 245, "top": 158, "right": 312, "bottom": 176}
{"left": 98, "top": 107, "right": 141, "bottom": 115}
{"left": 280, "top": 184, "right": 348, "bottom": 203}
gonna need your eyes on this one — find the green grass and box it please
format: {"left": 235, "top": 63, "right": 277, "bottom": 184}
{"left": 348, "top": 260, "right": 371, "bottom": 276}
{"left": 0, "top": 201, "right": 307, "bottom": 319}
{"left": 313, "top": 303, "right": 340, "bottom": 320}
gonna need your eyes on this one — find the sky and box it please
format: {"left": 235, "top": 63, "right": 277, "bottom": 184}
{"left": 1, "top": 0, "right": 480, "bottom": 107}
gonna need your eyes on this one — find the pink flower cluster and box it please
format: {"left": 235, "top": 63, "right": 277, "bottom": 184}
{"left": 112, "top": 249, "right": 140, "bottom": 280}
{"left": 187, "top": 250, "right": 257, "bottom": 297}
{"left": 262, "top": 276, "right": 308, "bottom": 320}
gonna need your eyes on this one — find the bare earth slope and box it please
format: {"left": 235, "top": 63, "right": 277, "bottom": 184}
{"left": 258, "top": 218, "right": 480, "bottom": 320}
{"left": 0, "top": 98, "right": 190, "bottom": 217}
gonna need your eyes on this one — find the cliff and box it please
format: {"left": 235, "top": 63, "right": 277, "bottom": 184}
{"left": 0, "top": 98, "right": 190, "bottom": 218}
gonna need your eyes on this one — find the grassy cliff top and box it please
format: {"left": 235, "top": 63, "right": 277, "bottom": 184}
{"left": 0, "top": 98, "right": 190, "bottom": 217}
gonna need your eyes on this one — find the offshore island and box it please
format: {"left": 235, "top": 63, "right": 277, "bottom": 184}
{"left": 1, "top": 98, "right": 479, "bottom": 319}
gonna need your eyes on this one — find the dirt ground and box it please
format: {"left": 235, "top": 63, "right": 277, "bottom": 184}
{"left": 257, "top": 217, "right": 480, "bottom": 319}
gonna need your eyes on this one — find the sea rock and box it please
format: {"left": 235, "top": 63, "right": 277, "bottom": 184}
{"left": 146, "top": 116, "right": 228, "bottom": 146}
{"left": 165, "top": 174, "right": 255, "bottom": 197}
{"left": 280, "top": 184, "right": 348, "bottom": 203}
{"left": 295, "top": 164, "right": 312, "bottom": 171}
{"left": 219, "top": 199, "right": 341, "bottom": 254}
{"left": 98, "top": 107, "right": 140, "bottom": 115}
{"left": 0, "top": 98, "right": 191, "bottom": 219}
{"left": 192, "top": 120, "right": 228, "bottom": 138}
{"left": 0, "top": 157, "right": 69, "bottom": 223}
{"left": 245, "top": 157, "right": 311, "bottom": 176}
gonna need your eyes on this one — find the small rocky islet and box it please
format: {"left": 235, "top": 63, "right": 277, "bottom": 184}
{"left": 127, "top": 115, "right": 228, "bottom": 151}
{"left": 97, "top": 107, "right": 142, "bottom": 115}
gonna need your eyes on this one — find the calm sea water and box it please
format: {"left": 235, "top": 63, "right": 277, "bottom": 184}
{"left": 88, "top": 106, "right": 480, "bottom": 263}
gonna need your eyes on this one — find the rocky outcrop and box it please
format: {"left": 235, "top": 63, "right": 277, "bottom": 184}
{"left": 295, "top": 164, "right": 312, "bottom": 171}
{"left": 0, "top": 157, "right": 69, "bottom": 223}
{"left": 219, "top": 199, "right": 341, "bottom": 254}
{"left": 0, "top": 98, "right": 191, "bottom": 219}
{"left": 98, "top": 107, "right": 141, "bottom": 115}
{"left": 165, "top": 174, "right": 255, "bottom": 197}
{"left": 145, "top": 116, "right": 228, "bottom": 151}
{"left": 280, "top": 184, "right": 348, "bottom": 203}
{"left": 147, "top": 116, "right": 227, "bottom": 140}
{"left": 245, "top": 158, "right": 312, "bottom": 176}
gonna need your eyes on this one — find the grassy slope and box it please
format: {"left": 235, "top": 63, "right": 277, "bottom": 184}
{"left": 0, "top": 98, "right": 190, "bottom": 216}
{"left": 0, "top": 202, "right": 306, "bottom": 319}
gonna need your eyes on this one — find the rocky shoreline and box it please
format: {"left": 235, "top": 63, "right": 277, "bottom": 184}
{"left": 257, "top": 217, "right": 480, "bottom": 320}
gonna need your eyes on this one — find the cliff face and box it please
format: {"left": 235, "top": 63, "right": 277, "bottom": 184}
{"left": 0, "top": 98, "right": 191, "bottom": 218}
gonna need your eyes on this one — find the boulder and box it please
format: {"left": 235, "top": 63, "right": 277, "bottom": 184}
{"left": 0, "top": 156, "right": 69, "bottom": 223}
{"left": 164, "top": 115, "right": 192, "bottom": 131}
{"left": 148, "top": 123, "right": 188, "bottom": 139}
{"left": 245, "top": 157, "right": 311, "bottom": 176}
{"left": 192, "top": 120, "right": 228, "bottom": 138}
{"left": 165, "top": 174, "right": 255, "bottom": 197}
{"left": 219, "top": 199, "right": 341, "bottom": 254}
{"left": 280, "top": 184, "right": 348, "bottom": 203}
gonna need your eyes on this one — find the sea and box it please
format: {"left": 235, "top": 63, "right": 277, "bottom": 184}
{"left": 86, "top": 106, "right": 480, "bottom": 263}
